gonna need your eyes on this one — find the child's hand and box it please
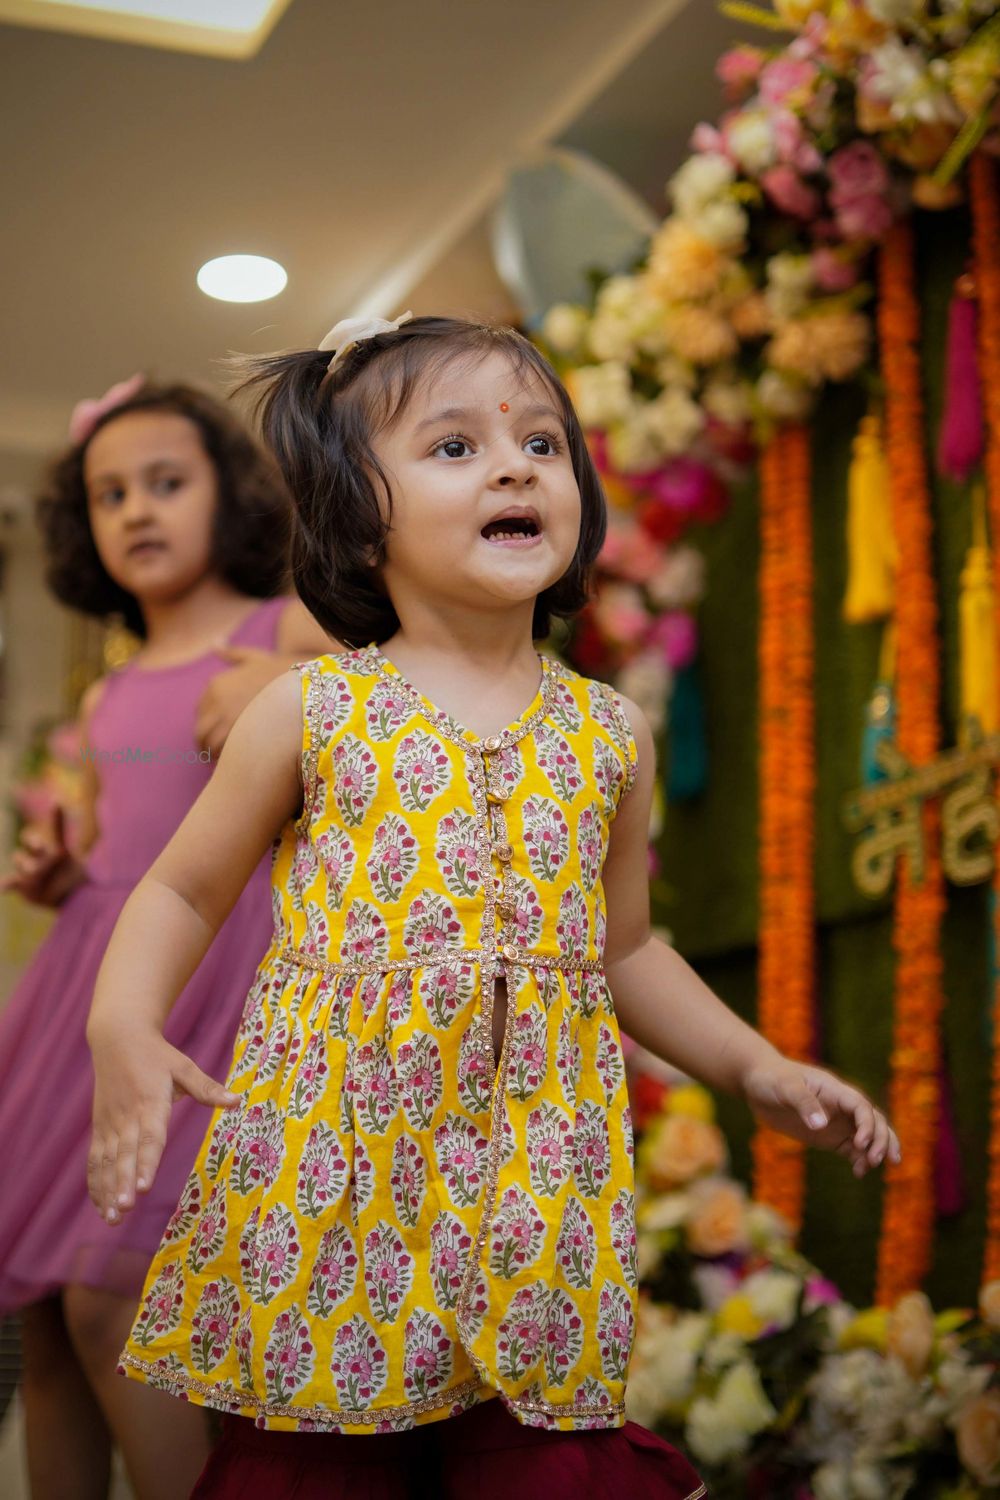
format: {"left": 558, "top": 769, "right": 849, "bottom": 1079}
{"left": 88, "top": 1028, "right": 240, "bottom": 1224}
{"left": 0, "top": 806, "right": 83, "bottom": 907}
{"left": 742, "top": 1058, "right": 901, "bottom": 1178}
{"left": 195, "top": 646, "right": 288, "bottom": 758}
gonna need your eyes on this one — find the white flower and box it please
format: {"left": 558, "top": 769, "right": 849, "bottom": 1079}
{"left": 745, "top": 1200, "right": 793, "bottom": 1250}
{"left": 617, "top": 651, "right": 672, "bottom": 732}
{"left": 686, "top": 1360, "right": 777, "bottom": 1465}
{"left": 606, "top": 407, "right": 663, "bottom": 474}
{"left": 701, "top": 1330, "right": 747, "bottom": 1372}
{"left": 725, "top": 110, "right": 778, "bottom": 174}
{"left": 742, "top": 1269, "right": 802, "bottom": 1331}
{"left": 541, "top": 303, "right": 590, "bottom": 355}
{"left": 689, "top": 199, "right": 748, "bottom": 251}
{"left": 588, "top": 275, "right": 669, "bottom": 362}
{"left": 669, "top": 151, "right": 736, "bottom": 217}
{"left": 702, "top": 374, "right": 752, "bottom": 427}
{"left": 639, "top": 1192, "right": 693, "bottom": 1232}
{"left": 813, "top": 1463, "right": 853, "bottom": 1500}
{"left": 866, "top": 37, "right": 961, "bottom": 124}
{"left": 644, "top": 387, "right": 705, "bottom": 456}
{"left": 756, "top": 369, "right": 814, "bottom": 421}
{"left": 765, "top": 252, "right": 815, "bottom": 321}
{"left": 654, "top": 352, "right": 698, "bottom": 391}
{"left": 627, "top": 1308, "right": 710, "bottom": 1427}
{"left": 647, "top": 546, "right": 706, "bottom": 611}
{"left": 570, "top": 362, "right": 632, "bottom": 428}
{"left": 814, "top": 1462, "right": 894, "bottom": 1500}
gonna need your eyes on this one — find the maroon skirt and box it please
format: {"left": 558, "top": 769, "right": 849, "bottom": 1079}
{"left": 191, "top": 1399, "right": 706, "bottom": 1499}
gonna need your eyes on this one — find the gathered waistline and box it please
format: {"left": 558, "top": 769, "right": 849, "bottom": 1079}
{"left": 274, "top": 944, "right": 605, "bottom": 978}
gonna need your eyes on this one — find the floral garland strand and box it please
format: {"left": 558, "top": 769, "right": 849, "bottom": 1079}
{"left": 970, "top": 149, "right": 1000, "bottom": 1286}
{"left": 874, "top": 219, "right": 947, "bottom": 1306}
{"left": 752, "top": 422, "right": 816, "bottom": 1232}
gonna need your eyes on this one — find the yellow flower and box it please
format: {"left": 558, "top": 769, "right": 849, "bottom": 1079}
{"left": 664, "top": 304, "right": 739, "bottom": 364}
{"left": 769, "top": 309, "right": 869, "bottom": 384}
{"left": 640, "top": 1113, "right": 727, "bottom": 1189}
{"left": 957, "top": 1391, "right": 1000, "bottom": 1487}
{"left": 773, "top": 0, "right": 830, "bottom": 29}
{"left": 838, "top": 1306, "right": 889, "bottom": 1353}
{"left": 980, "top": 1280, "right": 1000, "bottom": 1330}
{"left": 648, "top": 222, "right": 729, "bottom": 299}
{"left": 716, "top": 1294, "right": 764, "bottom": 1339}
{"left": 731, "top": 293, "right": 772, "bottom": 340}
{"left": 686, "top": 1180, "right": 750, "bottom": 1258}
{"left": 887, "top": 1290, "right": 936, "bottom": 1378}
{"left": 667, "top": 1084, "right": 716, "bottom": 1123}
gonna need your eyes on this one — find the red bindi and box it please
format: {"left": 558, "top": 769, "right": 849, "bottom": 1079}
{"left": 499, "top": 402, "right": 509, "bottom": 412}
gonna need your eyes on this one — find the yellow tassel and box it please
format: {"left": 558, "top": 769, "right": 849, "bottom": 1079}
{"left": 843, "top": 413, "right": 897, "bottom": 623}
{"left": 959, "top": 484, "right": 998, "bottom": 739}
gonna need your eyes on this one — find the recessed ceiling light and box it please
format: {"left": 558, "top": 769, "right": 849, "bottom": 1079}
{"left": 0, "top": 1, "right": 294, "bottom": 59}
{"left": 197, "top": 255, "right": 287, "bottom": 304}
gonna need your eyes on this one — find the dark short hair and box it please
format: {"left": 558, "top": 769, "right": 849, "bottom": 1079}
{"left": 239, "top": 317, "right": 607, "bottom": 647}
{"left": 37, "top": 383, "right": 292, "bottom": 637}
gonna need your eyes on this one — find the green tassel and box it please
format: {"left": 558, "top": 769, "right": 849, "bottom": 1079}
{"left": 667, "top": 663, "right": 708, "bottom": 803}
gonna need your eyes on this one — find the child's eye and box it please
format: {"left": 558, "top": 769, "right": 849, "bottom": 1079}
{"left": 151, "top": 475, "right": 183, "bottom": 496}
{"left": 526, "top": 431, "right": 563, "bottom": 456}
{"left": 94, "top": 486, "right": 124, "bottom": 508}
{"left": 432, "top": 434, "right": 474, "bottom": 460}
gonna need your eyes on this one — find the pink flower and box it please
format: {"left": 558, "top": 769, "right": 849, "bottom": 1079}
{"left": 811, "top": 247, "right": 861, "bottom": 292}
{"left": 647, "top": 458, "right": 719, "bottom": 516}
{"left": 828, "top": 140, "right": 890, "bottom": 203}
{"left": 758, "top": 56, "right": 817, "bottom": 110}
{"left": 646, "top": 612, "right": 698, "bottom": 673}
{"left": 716, "top": 44, "right": 766, "bottom": 101}
{"left": 831, "top": 193, "right": 894, "bottom": 243}
{"left": 760, "top": 165, "right": 821, "bottom": 220}
{"left": 804, "top": 1275, "right": 842, "bottom": 1311}
{"left": 691, "top": 121, "right": 727, "bottom": 158}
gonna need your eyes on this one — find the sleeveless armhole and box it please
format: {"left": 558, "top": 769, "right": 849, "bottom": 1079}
{"left": 292, "top": 658, "right": 324, "bottom": 837}
{"left": 597, "top": 681, "right": 639, "bottom": 803}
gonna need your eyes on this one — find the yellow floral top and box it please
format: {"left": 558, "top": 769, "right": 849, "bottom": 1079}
{"left": 121, "top": 646, "right": 639, "bottom": 1434}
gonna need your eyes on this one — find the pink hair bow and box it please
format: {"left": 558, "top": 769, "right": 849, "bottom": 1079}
{"left": 68, "top": 373, "right": 146, "bottom": 446}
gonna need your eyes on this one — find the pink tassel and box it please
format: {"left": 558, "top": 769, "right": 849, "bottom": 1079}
{"left": 937, "top": 277, "right": 983, "bottom": 482}
{"left": 934, "top": 1056, "right": 966, "bottom": 1218}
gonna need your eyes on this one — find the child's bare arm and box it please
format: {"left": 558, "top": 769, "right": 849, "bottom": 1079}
{"left": 602, "top": 697, "right": 900, "bottom": 1178}
{"left": 87, "top": 669, "right": 303, "bottom": 1222}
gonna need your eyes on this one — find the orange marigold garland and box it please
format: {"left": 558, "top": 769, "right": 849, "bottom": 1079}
{"left": 970, "top": 149, "right": 1000, "bottom": 1286}
{"left": 753, "top": 423, "right": 816, "bottom": 1233}
{"left": 874, "top": 218, "right": 947, "bottom": 1306}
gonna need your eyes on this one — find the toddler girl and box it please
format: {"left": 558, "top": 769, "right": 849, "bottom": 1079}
{"left": 89, "top": 320, "right": 897, "bottom": 1498}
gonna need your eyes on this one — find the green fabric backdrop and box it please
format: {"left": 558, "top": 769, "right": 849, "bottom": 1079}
{"left": 654, "top": 208, "right": 990, "bottom": 1308}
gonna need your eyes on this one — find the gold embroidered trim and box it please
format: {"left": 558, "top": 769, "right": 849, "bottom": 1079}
{"left": 509, "top": 1390, "right": 626, "bottom": 1420}
{"left": 683, "top": 1487, "right": 708, "bottom": 1500}
{"left": 121, "top": 1351, "right": 482, "bottom": 1428}
{"left": 276, "top": 945, "right": 605, "bottom": 977}
{"left": 293, "top": 659, "right": 326, "bottom": 837}
{"left": 597, "top": 681, "right": 639, "bottom": 798}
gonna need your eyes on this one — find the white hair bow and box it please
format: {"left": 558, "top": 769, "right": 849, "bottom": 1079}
{"left": 318, "top": 311, "right": 413, "bottom": 372}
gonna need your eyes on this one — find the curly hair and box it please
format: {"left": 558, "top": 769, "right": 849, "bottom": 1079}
{"left": 239, "top": 317, "right": 607, "bottom": 647}
{"left": 37, "top": 383, "right": 292, "bottom": 637}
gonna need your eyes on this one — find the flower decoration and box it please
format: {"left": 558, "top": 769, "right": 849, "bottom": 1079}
{"left": 538, "top": 0, "right": 1000, "bottom": 724}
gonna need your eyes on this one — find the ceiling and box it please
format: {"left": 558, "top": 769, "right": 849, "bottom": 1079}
{"left": 0, "top": 0, "right": 756, "bottom": 457}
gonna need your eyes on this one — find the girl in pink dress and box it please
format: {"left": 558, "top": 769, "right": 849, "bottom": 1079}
{"left": 0, "top": 379, "right": 333, "bottom": 1499}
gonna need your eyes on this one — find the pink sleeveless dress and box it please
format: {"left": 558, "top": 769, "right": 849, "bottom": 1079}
{"left": 0, "top": 597, "right": 288, "bottom": 1309}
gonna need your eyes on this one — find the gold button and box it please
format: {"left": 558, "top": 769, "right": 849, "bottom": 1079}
{"left": 481, "top": 734, "right": 502, "bottom": 754}
{"left": 502, "top": 943, "right": 520, "bottom": 963}
{"left": 487, "top": 784, "right": 510, "bottom": 803}
{"left": 497, "top": 899, "right": 517, "bottom": 921}
{"left": 493, "top": 842, "right": 513, "bottom": 863}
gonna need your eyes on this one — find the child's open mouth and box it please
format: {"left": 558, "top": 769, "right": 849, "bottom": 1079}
{"left": 480, "top": 512, "right": 542, "bottom": 546}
